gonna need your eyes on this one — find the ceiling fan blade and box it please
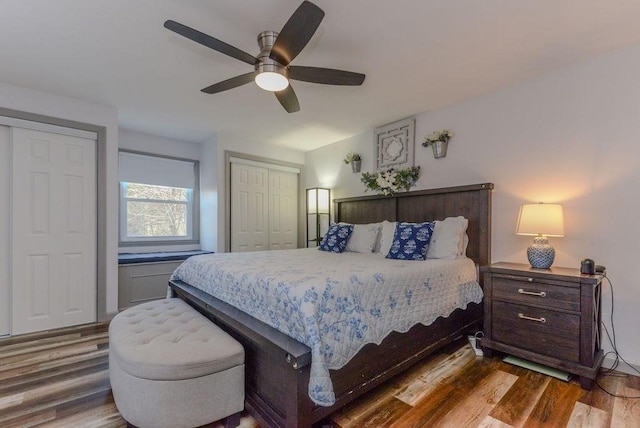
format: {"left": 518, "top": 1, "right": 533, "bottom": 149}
{"left": 270, "top": 1, "right": 324, "bottom": 66}
{"left": 275, "top": 85, "right": 300, "bottom": 113}
{"left": 164, "top": 20, "right": 257, "bottom": 66}
{"left": 201, "top": 72, "right": 255, "bottom": 94}
{"left": 289, "top": 66, "right": 365, "bottom": 86}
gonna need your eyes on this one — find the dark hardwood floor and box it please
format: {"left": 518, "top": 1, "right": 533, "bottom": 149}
{"left": 1, "top": 323, "right": 639, "bottom": 427}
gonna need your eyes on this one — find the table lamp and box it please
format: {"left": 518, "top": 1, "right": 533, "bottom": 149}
{"left": 516, "top": 203, "right": 564, "bottom": 269}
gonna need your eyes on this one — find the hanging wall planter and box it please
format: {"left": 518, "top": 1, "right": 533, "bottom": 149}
{"left": 422, "top": 129, "right": 453, "bottom": 159}
{"left": 431, "top": 140, "right": 448, "bottom": 158}
{"left": 344, "top": 151, "right": 362, "bottom": 173}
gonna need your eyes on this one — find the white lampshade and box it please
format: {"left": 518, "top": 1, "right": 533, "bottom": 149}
{"left": 255, "top": 71, "right": 289, "bottom": 92}
{"left": 307, "top": 188, "right": 330, "bottom": 213}
{"left": 516, "top": 203, "right": 564, "bottom": 237}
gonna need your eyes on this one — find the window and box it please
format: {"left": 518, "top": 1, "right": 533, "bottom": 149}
{"left": 121, "top": 182, "right": 192, "bottom": 239}
{"left": 119, "top": 151, "right": 199, "bottom": 245}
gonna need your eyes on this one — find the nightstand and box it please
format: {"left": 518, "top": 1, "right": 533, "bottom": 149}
{"left": 480, "top": 262, "right": 604, "bottom": 389}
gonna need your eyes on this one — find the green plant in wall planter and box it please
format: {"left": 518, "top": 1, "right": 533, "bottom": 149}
{"left": 422, "top": 129, "right": 453, "bottom": 158}
{"left": 344, "top": 151, "right": 362, "bottom": 173}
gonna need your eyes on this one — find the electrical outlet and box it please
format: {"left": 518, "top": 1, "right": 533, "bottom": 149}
{"left": 467, "top": 335, "right": 483, "bottom": 356}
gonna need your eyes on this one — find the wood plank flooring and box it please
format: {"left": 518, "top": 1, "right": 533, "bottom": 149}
{"left": 1, "top": 323, "right": 639, "bottom": 427}
{"left": 331, "top": 341, "right": 640, "bottom": 428}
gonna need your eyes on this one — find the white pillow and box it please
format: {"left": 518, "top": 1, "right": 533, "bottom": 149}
{"left": 426, "top": 216, "right": 468, "bottom": 260}
{"left": 376, "top": 220, "right": 398, "bottom": 256}
{"left": 346, "top": 223, "right": 381, "bottom": 253}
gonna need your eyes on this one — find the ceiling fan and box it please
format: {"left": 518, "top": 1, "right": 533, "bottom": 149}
{"left": 164, "top": 1, "right": 365, "bottom": 113}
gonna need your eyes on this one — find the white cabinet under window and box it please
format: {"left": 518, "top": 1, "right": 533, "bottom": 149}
{"left": 118, "top": 260, "right": 184, "bottom": 310}
{"left": 230, "top": 161, "right": 298, "bottom": 252}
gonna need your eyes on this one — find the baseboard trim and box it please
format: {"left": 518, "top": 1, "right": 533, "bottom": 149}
{"left": 602, "top": 355, "right": 640, "bottom": 377}
{"left": 105, "top": 311, "right": 118, "bottom": 322}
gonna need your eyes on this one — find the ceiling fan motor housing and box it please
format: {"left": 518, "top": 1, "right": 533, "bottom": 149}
{"left": 255, "top": 31, "right": 289, "bottom": 79}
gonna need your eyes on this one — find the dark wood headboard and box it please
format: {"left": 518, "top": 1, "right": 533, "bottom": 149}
{"left": 334, "top": 183, "right": 493, "bottom": 268}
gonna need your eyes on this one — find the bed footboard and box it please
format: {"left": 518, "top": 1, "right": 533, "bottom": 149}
{"left": 170, "top": 280, "right": 313, "bottom": 428}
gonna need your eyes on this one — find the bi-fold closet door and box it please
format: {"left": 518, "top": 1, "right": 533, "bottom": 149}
{"left": 0, "top": 123, "right": 97, "bottom": 336}
{"left": 230, "top": 160, "right": 298, "bottom": 252}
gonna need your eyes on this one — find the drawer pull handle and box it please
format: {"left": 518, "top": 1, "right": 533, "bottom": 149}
{"left": 518, "top": 288, "right": 546, "bottom": 298}
{"left": 518, "top": 313, "right": 546, "bottom": 323}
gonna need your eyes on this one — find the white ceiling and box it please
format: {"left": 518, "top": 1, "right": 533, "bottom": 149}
{"left": 2, "top": 1, "right": 640, "bottom": 151}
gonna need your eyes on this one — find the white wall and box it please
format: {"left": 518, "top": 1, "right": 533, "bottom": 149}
{"left": 214, "top": 135, "right": 305, "bottom": 252}
{"left": 119, "top": 128, "right": 202, "bottom": 160}
{"left": 305, "top": 44, "right": 640, "bottom": 370}
{"left": 200, "top": 135, "right": 218, "bottom": 251}
{"left": 0, "top": 82, "right": 119, "bottom": 317}
{"left": 0, "top": 126, "right": 10, "bottom": 336}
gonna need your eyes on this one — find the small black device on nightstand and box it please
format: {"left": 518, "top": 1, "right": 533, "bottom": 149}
{"left": 581, "top": 258, "right": 606, "bottom": 275}
{"left": 581, "top": 258, "right": 595, "bottom": 274}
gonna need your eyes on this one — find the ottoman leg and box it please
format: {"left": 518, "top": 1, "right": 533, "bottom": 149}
{"left": 224, "top": 412, "right": 241, "bottom": 428}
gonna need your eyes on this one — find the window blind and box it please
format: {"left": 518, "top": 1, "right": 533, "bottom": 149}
{"left": 118, "top": 151, "right": 195, "bottom": 189}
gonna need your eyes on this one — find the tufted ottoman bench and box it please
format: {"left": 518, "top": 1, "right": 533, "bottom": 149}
{"left": 109, "top": 298, "right": 244, "bottom": 428}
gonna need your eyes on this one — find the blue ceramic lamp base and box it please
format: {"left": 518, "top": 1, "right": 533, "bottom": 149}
{"left": 527, "top": 236, "right": 555, "bottom": 269}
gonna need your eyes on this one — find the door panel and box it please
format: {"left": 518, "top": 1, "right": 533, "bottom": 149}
{"left": 269, "top": 170, "right": 298, "bottom": 250}
{"left": 11, "top": 128, "right": 96, "bottom": 334}
{"left": 230, "top": 162, "right": 299, "bottom": 252}
{"left": 230, "top": 163, "right": 269, "bottom": 252}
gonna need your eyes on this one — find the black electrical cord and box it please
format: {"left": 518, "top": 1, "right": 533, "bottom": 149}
{"left": 595, "top": 274, "right": 640, "bottom": 398}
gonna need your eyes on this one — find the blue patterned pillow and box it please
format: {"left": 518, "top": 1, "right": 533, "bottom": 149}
{"left": 386, "top": 221, "right": 435, "bottom": 260}
{"left": 318, "top": 223, "right": 354, "bottom": 253}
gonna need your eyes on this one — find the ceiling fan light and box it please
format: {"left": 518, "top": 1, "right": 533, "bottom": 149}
{"left": 255, "top": 71, "right": 289, "bottom": 92}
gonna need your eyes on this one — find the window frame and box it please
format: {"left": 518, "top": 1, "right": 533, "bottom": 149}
{"left": 118, "top": 150, "right": 200, "bottom": 248}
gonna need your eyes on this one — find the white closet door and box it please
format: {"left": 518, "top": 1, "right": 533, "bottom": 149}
{"left": 11, "top": 127, "right": 97, "bottom": 334}
{"left": 0, "top": 126, "right": 10, "bottom": 336}
{"left": 269, "top": 170, "right": 298, "bottom": 250}
{"left": 230, "top": 163, "right": 269, "bottom": 252}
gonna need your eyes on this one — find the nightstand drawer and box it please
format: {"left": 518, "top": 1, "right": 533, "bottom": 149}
{"left": 492, "top": 274, "right": 580, "bottom": 312}
{"left": 492, "top": 301, "right": 580, "bottom": 362}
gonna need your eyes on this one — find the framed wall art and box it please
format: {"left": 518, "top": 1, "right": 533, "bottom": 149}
{"left": 374, "top": 117, "right": 415, "bottom": 170}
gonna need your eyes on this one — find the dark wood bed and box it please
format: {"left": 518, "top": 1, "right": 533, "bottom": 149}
{"left": 169, "top": 182, "right": 493, "bottom": 428}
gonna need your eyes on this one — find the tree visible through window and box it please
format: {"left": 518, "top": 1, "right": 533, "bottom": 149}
{"left": 123, "top": 183, "right": 191, "bottom": 238}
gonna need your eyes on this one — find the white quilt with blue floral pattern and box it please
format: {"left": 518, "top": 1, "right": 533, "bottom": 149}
{"left": 170, "top": 248, "right": 482, "bottom": 406}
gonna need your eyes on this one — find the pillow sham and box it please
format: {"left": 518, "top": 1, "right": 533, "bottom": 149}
{"left": 346, "top": 223, "right": 381, "bottom": 253}
{"left": 318, "top": 223, "right": 354, "bottom": 253}
{"left": 386, "top": 221, "right": 435, "bottom": 261}
{"left": 426, "top": 216, "right": 469, "bottom": 260}
{"left": 375, "top": 220, "right": 397, "bottom": 255}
